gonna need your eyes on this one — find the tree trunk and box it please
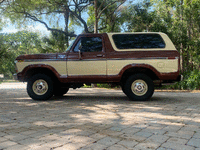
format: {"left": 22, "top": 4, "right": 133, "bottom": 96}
{"left": 92, "top": 0, "right": 98, "bottom": 87}
{"left": 64, "top": 8, "right": 70, "bottom": 47}
{"left": 180, "top": 0, "right": 184, "bottom": 72}
{"left": 94, "top": 0, "right": 98, "bottom": 33}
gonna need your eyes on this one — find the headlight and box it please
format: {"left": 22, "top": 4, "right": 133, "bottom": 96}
{"left": 14, "top": 60, "right": 18, "bottom": 73}
{"left": 14, "top": 60, "right": 24, "bottom": 63}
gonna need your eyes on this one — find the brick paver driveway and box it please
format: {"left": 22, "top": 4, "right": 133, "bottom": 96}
{"left": 0, "top": 82, "right": 200, "bottom": 150}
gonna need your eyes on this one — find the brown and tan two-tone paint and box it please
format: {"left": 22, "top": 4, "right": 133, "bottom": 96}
{"left": 15, "top": 32, "right": 180, "bottom": 83}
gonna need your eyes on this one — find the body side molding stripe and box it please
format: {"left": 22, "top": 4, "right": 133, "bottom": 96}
{"left": 23, "top": 57, "right": 178, "bottom": 62}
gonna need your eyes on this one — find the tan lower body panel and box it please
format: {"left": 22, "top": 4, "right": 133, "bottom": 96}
{"left": 17, "top": 59, "right": 178, "bottom": 77}
{"left": 16, "top": 61, "right": 67, "bottom": 76}
{"left": 67, "top": 60, "right": 106, "bottom": 76}
{"left": 107, "top": 59, "right": 178, "bottom": 75}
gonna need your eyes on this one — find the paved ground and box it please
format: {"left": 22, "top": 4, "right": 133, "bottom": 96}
{"left": 0, "top": 82, "right": 200, "bottom": 150}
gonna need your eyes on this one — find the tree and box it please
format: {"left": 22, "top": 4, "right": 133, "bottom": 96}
{"left": 0, "top": 0, "right": 93, "bottom": 47}
{"left": 87, "top": 0, "right": 126, "bottom": 33}
{"left": 0, "top": 36, "right": 9, "bottom": 60}
{"left": 0, "top": 31, "right": 43, "bottom": 77}
{"left": 0, "top": 39, "right": 11, "bottom": 77}
{"left": 92, "top": 0, "right": 126, "bottom": 33}
{"left": 151, "top": 0, "right": 200, "bottom": 89}
{"left": 153, "top": 0, "right": 200, "bottom": 72}
{"left": 121, "top": 0, "right": 172, "bottom": 33}
{"left": 41, "top": 32, "right": 73, "bottom": 53}
{"left": 3, "top": 31, "right": 42, "bottom": 54}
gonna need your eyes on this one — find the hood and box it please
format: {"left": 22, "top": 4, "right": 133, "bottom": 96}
{"left": 16, "top": 53, "right": 67, "bottom": 61}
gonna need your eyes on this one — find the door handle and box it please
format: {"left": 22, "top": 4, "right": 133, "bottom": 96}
{"left": 97, "top": 54, "right": 103, "bottom": 57}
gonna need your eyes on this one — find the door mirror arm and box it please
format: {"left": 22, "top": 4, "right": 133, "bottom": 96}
{"left": 78, "top": 50, "right": 82, "bottom": 60}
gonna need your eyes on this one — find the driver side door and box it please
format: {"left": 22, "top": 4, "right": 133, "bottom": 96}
{"left": 67, "top": 35, "right": 107, "bottom": 82}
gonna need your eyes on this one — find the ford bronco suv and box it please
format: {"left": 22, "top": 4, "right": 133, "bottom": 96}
{"left": 14, "top": 32, "right": 182, "bottom": 101}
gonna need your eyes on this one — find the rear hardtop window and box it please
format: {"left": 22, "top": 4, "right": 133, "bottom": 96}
{"left": 112, "top": 34, "right": 166, "bottom": 49}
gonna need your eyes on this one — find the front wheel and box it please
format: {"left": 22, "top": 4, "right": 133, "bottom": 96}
{"left": 27, "top": 74, "right": 54, "bottom": 100}
{"left": 123, "top": 74, "right": 154, "bottom": 101}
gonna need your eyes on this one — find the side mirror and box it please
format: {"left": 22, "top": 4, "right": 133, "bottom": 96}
{"left": 78, "top": 50, "right": 82, "bottom": 60}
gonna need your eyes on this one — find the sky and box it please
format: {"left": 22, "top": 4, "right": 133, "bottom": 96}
{"left": 0, "top": 11, "right": 87, "bottom": 37}
{"left": 1, "top": 23, "right": 51, "bottom": 36}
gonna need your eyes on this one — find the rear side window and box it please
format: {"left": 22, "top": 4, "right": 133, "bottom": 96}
{"left": 112, "top": 34, "right": 165, "bottom": 49}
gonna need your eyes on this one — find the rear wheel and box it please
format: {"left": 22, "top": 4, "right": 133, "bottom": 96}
{"left": 27, "top": 74, "right": 54, "bottom": 100}
{"left": 123, "top": 74, "right": 154, "bottom": 101}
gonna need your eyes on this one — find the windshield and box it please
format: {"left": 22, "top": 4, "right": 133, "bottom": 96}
{"left": 66, "top": 38, "right": 76, "bottom": 52}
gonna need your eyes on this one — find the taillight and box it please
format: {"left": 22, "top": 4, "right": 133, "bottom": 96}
{"left": 168, "top": 57, "right": 179, "bottom": 59}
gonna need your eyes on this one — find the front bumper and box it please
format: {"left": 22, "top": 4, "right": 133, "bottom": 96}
{"left": 13, "top": 73, "right": 18, "bottom": 80}
{"left": 13, "top": 73, "right": 24, "bottom": 81}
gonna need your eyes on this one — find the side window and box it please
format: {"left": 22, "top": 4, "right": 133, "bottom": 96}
{"left": 112, "top": 34, "right": 166, "bottom": 49}
{"left": 74, "top": 37, "right": 102, "bottom": 52}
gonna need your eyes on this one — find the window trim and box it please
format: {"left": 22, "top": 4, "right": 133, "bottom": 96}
{"left": 72, "top": 36, "right": 104, "bottom": 53}
{"left": 112, "top": 33, "right": 166, "bottom": 50}
{"left": 107, "top": 32, "right": 176, "bottom": 51}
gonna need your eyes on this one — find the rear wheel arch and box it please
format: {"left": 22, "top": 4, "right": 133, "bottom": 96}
{"left": 120, "top": 65, "right": 160, "bottom": 84}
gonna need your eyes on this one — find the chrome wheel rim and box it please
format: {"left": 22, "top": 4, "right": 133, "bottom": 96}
{"left": 131, "top": 79, "right": 148, "bottom": 96}
{"left": 32, "top": 79, "right": 48, "bottom": 95}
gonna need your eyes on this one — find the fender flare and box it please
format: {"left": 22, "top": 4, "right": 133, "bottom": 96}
{"left": 18, "top": 64, "right": 61, "bottom": 81}
{"left": 118, "top": 63, "right": 161, "bottom": 78}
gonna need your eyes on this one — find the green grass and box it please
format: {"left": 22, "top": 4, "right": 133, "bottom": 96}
{"left": 83, "top": 84, "right": 92, "bottom": 88}
{"left": 1, "top": 79, "right": 18, "bottom": 83}
{"left": 83, "top": 83, "right": 120, "bottom": 89}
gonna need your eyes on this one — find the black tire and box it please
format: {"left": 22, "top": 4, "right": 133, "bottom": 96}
{"left": 27, "top": 74, "right": 54, "bottom": 100}
{"left": 54, "top": 87, "right": 69, "bottom": 96}
{"left": 121, "top": 84, "right": 127, "bottom": 95}
{"left": 124, "top": 73, "right": 154, "bottom": 101}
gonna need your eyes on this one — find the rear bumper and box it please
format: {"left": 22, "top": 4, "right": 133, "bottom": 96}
{"left": 154, "top": 74, "right": 183, "bottom": 86}
{"left": 176, "top": 75, "right": 183, "bottom": 81}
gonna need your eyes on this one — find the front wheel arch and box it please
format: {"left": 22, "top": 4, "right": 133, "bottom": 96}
{"left": 21, "top": 65, "right": 60, "bottom": 82}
